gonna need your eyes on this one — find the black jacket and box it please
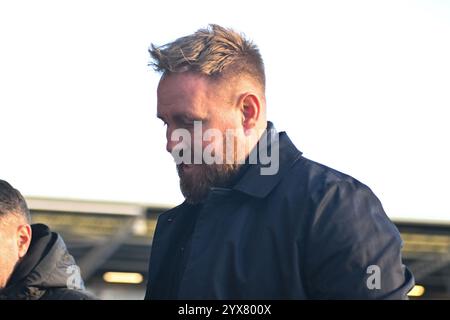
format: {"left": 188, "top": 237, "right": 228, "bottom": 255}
{"left": 0, "top": 224, "right": 96, "bottom": 300}
{"left": 145, "top": 123, "right": 414, "bottom": 299}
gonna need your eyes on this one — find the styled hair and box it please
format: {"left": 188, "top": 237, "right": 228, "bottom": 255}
{"left": 0, "top": 180, "right": 31, "bottom": 224}
{"left": 149, "top": 24, "right": 265, "bottom": 90}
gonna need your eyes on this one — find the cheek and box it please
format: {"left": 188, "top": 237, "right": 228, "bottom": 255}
{"left": 220, "top": 111, "right": 242, "bottom": 130}
{"left": 208, "top": 105, "right": 240, "bottom": 129}
{"left": 0, "top": 242, "right": 18, "bottom": 281}
{"left": 0, "top": 238, "right": 18, "bottom": 262}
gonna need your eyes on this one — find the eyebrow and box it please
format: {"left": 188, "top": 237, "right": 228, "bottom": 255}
{"left": 157, "top": 112, "right": 204, "bottom": 122}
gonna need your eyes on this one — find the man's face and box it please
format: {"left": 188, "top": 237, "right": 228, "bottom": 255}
{"left": 157, "top": 72, "right": 245, "bottom": 203}
{"left": 0, "top": 221, "right": 20, "bottom": 289}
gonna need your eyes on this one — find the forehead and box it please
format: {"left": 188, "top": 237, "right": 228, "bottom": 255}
{"left": 156, "top": 73, "right": 218, "bottom": 118}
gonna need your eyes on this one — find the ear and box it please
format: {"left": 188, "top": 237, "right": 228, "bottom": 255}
{"left": 16, "top": 224, "right": 32, "bottom": 259}
{"left": 239, "top": 93, "right": 261, "bottom": 135}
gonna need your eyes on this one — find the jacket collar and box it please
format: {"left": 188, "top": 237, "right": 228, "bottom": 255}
{"left": 232, "top": 122, "right": 303, "bottom": 198}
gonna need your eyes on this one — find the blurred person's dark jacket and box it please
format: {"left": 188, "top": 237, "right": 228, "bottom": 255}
{"left": 0, "top": 224, "right": 96, "bottom": 300}
{"left": 145, "top": 123, "right": 414, "bottom": 299}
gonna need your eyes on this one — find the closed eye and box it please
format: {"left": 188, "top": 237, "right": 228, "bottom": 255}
{"left": 182, "top": 119, "right": 196, "bottom": 127}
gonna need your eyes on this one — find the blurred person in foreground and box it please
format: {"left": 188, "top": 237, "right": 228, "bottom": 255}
{"left": 145, "top": 24, "right": 414, "bottom": 299}
{"left": 0, "top": 179, "right": 95, "bottom": 300}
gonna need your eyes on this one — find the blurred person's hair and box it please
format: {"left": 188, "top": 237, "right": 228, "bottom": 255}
{"left": 0, "top": 180, "right": 31, "bottom": 224}
{"left": 149, "top": 24, "right": 266, "bottom": 91}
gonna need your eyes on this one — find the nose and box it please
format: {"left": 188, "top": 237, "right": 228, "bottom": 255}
{"left": 166, "top": 127, "right": 188, "bottom": 154}
{"left": 166, "top": 139, "right": 179, "bottom": 154}
{"left": 166, "top": 127, "right": 176, "bottom": 153}
{"left": 166, "top": 127, "right": 192, "bottom": 164}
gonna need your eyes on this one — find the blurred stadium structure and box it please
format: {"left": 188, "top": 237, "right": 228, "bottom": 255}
{"left": 27, "top": 197, "right": 450, "bottom": 300}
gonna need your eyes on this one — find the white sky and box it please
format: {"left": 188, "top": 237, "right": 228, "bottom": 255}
{"left": 0, "top": 0, "right": 449, "bottom": 222}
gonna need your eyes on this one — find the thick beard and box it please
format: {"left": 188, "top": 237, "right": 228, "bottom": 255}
{"left": 177, "top": 162, "right": 241, "bottom": 204}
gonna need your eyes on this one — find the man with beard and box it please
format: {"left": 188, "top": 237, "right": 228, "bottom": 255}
{"left": 0, "top": 180, "right": 96, "bottom": 300}
{"left": 145, "top": 24, "right": 414, "bottom": 299}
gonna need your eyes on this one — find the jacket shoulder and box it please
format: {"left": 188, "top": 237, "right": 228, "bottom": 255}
{"left": 291, "top": 158, "right": 414, "bottom": 299}
{"left": 288, "top": 156, "right": 374, "bottom": 198}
